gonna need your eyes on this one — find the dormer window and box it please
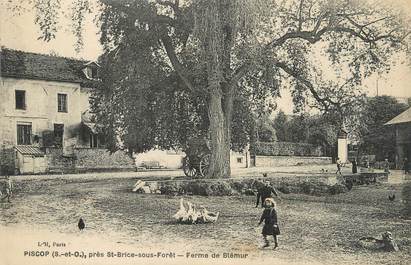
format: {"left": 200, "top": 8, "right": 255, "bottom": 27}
{"left": 91, "top": 67, "right": 98, "bottom": 79}
{"left": 82, "top": 62, "right": 100, "bottom": 80}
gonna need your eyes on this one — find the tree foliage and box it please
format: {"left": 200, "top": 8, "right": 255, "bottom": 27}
{"left": 10, "top": 0, "right": 411, "bottom": 177}
{"left": 273, "top": 111, "right": 339, "bottom": 151}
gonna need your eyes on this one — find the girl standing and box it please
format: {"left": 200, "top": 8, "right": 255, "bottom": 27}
{"left": 258, "top": 198, "right": 280, "bottom": 249}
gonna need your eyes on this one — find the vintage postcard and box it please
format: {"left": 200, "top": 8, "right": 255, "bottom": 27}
{"left": 1, "top": 0, "right": 410, "bottom": 264}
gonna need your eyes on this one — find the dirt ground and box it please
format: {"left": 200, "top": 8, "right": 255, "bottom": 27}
{"left": 1, "top": 174, "right": 410, "bottom": 265}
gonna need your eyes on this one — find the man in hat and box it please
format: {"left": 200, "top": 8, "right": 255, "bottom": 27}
{"left": 255, "top": 180, "right": 281, "bottom": 208}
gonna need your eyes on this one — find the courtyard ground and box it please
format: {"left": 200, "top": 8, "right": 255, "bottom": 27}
{"left": 0, "top": 169, "right": 410, "bottom": 265}
{"left": 10, "top": 163, "right": 362, "bottom": 181}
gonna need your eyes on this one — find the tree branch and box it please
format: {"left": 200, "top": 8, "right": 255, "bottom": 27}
{"left": 156, "top": 0, "right": 180, "bottom": 16}
{"left": 313, "top": 12, "right": 327, "bottom": 33}
{"left": 160, "top": 34, "right": 194, "bottom": 91}
{"left": 274, "top": 61, "right": 345, "bottom": 111}
{"left": 267, "top": 11, "right": 407, "bottom": 50}
{"left": 297, "top": 0, "right": 304, "bottom": 31}
{"left": 229, "top": 61, "right": 253, "bottom": 89}
{"left": 268, "top": 30, "right": 322, "bottom": 47}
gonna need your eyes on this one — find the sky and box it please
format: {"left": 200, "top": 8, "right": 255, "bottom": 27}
{"left": 1, "top": 0, "right": 410, "bottom": 114}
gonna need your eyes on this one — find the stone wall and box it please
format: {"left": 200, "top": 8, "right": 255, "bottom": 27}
{"left": 45, "top": 148, "right": 75, "bottom": 173}
{"left": 342, "top": 172, "right": 388, "bottom": 185}
{"left": 74, "top": 148, "right": 135, "bottom": 172}
{"left": 255, "top": 155, "right": 332, "bottom": 167}
{"left": 252, "top": 142, "right": 323, "bottom": 157}
{"left": 142, "top": 172, "right": 388, "bottom": 197}
{"left": 135, "top": 149, "right": 184, "bottom": 169}
{"left": 45, "top": 147, "right": 135, "bottom": 173}
{"left": 145, "top": 175, "right": 346, "bottom": 196}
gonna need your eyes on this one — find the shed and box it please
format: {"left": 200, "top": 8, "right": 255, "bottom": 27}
{"left": 15, "top": 146, "right": 46, "bottom": 174}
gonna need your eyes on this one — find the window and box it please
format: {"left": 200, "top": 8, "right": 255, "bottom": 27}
{"left": 89, "top": 133, "right": 98, "bottom": 148}
{"left": 17, "top": 123, "right": 32, "bottom": 145}
{"left": 15, "top": 90, "right": 26, "bottom": 110}
{"left": 99, "top": 134, "right": 106, "bottom": 146}
{"left": 54, "top": 124, "right": 64, "bottom": 147}
{"left": 83, "top": 65, "right": 99, "bottom": 79}
{"left": 91, "top": 67, "right": 98, "bottom": 79}
{"left": 57, "top": 93, "right": 68, "bottom": 112}
{"left": 237, "top": 157, "right": 243, "bottom": 163}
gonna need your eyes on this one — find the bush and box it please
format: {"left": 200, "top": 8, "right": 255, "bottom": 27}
{"left": 205, "top": 181, "right": 234, "bottom": 196}
{"left": 159, "top": 183, "right": 181, "bottom": 195}
{"left": 329, "top": 184, "right": 347, "bottom": 195}
{"left": 277, "top": 185, "right": 291, "bottom": 194}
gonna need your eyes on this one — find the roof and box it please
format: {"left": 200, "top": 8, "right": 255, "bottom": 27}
{"left": 385, "top": 107, "right": 411, "bottom": 125}
{"left": 15, "top": 146, "right": 45, "bottom": 157}
{"left": 0, "top": 48, "right": 99, "bottom": 87}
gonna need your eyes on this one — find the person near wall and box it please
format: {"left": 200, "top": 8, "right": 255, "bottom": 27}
{"left": 352, "top": 158, "right": 358, "bottom": 174}
{"left": 383, "top": 158, "right": 390, "bottom": 174}
{"left": 258, "top": 198, "right": 280, "bottom": 249}
{"left": 364, "top": 157, "right": 370, "bottom": 169}
{"left": 255, "top": 180, "right": 281, "bottom": 208}
{"left": 336, "top": 157, "right": 342, "bottom": 175}
{"left": 1, "top": 175, "right": 13, "bottom": 203}
{"left": 404, "top": 158, "right": 409, "bottom": 175}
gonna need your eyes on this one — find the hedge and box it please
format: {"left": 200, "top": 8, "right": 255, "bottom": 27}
{"left": 251, "top": 142, "right": 323, "bottom": 157}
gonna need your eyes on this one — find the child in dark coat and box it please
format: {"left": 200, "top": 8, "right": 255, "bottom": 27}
{"left": 258, "top": 198, "right": 280, "bottom": 249}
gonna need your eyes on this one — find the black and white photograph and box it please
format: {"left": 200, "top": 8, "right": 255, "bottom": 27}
{"left": 1, "top": 0, "right": 411, "bottom": 264}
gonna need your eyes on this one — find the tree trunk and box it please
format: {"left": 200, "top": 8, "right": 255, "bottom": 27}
{"left": 207, "top": 84, "right": 231, "bottom": 178}
{"left": 204, "top": 0, "right": 233, "bottom": 178}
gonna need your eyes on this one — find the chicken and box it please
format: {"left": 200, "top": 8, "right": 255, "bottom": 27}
{"left": 199, "top": 207, "right": 219, "bottom": 223}
{"left": 173, "top": 198, "right": 188, "bottom": 222}
{"left": 345, "top": 179, "right": 353, "bottom": 191}
{"left": 173, "top": 198, "right": 219, "bottom": 224}
{"left": 78, "top": 218, "right": 85, "bottom": 231}
{"left": 132, "top": 180, "right": 146, "bottom": 192}
{"left": 186, "top": 201, "right": 200, "bottom": 224}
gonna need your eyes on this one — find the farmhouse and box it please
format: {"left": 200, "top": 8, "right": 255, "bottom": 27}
{"left": 0, "top": 48, "right": 134, "bottom": 174}
{"left": 385, "top": 107, "right": 411, "bottom": 169}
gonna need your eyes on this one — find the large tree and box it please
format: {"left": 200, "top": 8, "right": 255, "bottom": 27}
{"left": 9, "top": 0, "right": 411, "bottom": 178}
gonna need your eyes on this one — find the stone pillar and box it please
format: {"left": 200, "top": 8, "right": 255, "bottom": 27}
{"left": 244, "top": 144, "right": 251, "bottom": 168}
{"left": 337, "top": 129, "right": 348, "bottom": 163}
